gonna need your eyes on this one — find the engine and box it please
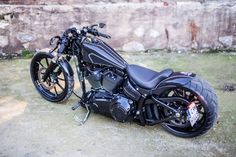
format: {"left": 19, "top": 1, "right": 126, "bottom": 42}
{"left": 85, "top": 66, "right": 134, "bottom": 122}
{"left": 87, "top": 89, "right": 134, "bottom": 122}
{"left": 110, "top": 94, "right": 134, "bottom": 122}
{"left": 85, "top": 66, "right": 123, "bottom": 93}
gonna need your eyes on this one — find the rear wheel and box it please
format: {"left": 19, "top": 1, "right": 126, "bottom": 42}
{"left": 30, "top": 52, "right": 74, "bottom": 102}
{"left": 160, "top": 77, "right": 218, "bottom": 138}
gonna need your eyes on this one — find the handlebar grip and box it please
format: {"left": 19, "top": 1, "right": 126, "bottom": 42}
{"left": 97, "top": 32, "right": 111, "bottom": 39}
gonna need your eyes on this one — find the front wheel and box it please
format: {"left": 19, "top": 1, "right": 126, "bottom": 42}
{"left": 160, "top": 77, "right": 218, "bottom": 138}
{"left": 30, "top": 52, "right": 74, "bottom": 102}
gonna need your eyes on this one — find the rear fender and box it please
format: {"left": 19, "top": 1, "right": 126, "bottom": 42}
{"left": 152, "top": 72, "right": 196, "bottom": 96}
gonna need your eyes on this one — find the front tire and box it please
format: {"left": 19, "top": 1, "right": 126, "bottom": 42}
{"left": 160, "top": 77, "right": 218, "bottom": 138}
{"left": 30, "top": 52, "right": 74, "bottom": 102}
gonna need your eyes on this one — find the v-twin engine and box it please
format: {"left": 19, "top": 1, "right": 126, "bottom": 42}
{"left": 86, "top": 89, "right": 134, "bottom": 122}
{"left": 84, "top": 66, "right": 135, "bottom": 122}
{"left": 86, "top": 67, "right": 123, "bottom": 93}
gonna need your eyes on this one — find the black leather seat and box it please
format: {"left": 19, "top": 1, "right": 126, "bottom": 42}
{"left": 126, "top": 64, "right": 173, "bottom": 89}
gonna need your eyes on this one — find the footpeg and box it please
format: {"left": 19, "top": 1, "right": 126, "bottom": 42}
{"left": 72, "top": 103, "right": 81, "bottom": 110}
{"left": 73, "top": 103, "right": 91, "bottom": 125}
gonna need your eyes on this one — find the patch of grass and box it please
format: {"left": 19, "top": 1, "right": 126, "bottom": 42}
{"left": 0, "top": 52, "right": 236, "bottom": 156}
{"left": 201, "top": 48, "right": 236, "bottom": 53}
{"left": 205, "top": 49, "right": 219, "bottom": 53}
{"left": 21, "top": 49, "right": 34, "bottom": 59}
{"left": 223, "top": 49, "right": 236, "bottom": 53}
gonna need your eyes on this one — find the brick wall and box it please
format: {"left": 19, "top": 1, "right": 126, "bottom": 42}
{"left": 0, "top": 0, "right": 235, "bottom": 53}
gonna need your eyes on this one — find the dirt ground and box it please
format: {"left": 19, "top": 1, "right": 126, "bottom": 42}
{"left": 0, "top": 52, "right": 235, "bottom": 157}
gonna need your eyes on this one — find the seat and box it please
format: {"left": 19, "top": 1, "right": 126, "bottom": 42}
{"left": 126, "top": 64, "right": 173, "bottom": 89}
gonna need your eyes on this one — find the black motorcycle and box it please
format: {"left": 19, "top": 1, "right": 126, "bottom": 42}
{"left": 30, "top": 23, "right": 218, "bottom": 138}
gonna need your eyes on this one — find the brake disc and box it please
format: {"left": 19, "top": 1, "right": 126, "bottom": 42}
{"left": 163, "top": 103, "right": 189, "bottom": 128}
{"left": 38, "top": 67, "right": 55, "bottom": 90}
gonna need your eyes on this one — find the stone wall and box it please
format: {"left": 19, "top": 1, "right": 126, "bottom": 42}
{"left": 0, "top": 0, "right": 236, "bottom": 53}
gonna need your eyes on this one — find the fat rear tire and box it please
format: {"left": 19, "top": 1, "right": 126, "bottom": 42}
{"left": 161, "top": 77, "right": 218, "bottom": 138}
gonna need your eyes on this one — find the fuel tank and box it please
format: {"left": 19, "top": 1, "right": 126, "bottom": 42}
{"left": 82, "top": 38, "right": 128, "bottom": 70}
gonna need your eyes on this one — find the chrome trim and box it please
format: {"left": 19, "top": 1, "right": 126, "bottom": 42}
{"left": 88, "top": 53, "right": 124, "bottom": 69}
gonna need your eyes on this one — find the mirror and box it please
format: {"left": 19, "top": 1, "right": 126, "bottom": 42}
{"left": 99, "top": 23, "right": 106, "bottom": 28}
{"left": 49, "top": 36, "right": 60, "bottom": 45}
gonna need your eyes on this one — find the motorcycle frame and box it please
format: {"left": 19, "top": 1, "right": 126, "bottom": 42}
{"left": 48, "top": 35, "right": 196, "bottom": 126}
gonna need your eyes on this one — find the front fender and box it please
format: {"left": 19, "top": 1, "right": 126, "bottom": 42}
{"left": 152, "top": 72, "right": 196, "bottom": 96}
{"left": 57, "top": 59, "right": 74, "bottom": 77}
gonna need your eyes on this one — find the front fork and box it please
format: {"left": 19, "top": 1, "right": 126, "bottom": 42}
{"left": 76, "top": 64, "right": 86, "bottom": 95}
{"left": 42, "top": 61, "right": 57, "bottom": 82}
{"left": 42, "top": 55, "right": 71, "bottom": 82}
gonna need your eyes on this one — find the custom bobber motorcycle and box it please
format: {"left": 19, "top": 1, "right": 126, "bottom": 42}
{"left": 30, "top": 23, "right": 218, "bottom": 138}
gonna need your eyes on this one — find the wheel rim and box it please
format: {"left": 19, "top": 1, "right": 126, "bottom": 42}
{"left": 161, "top": 88, "right": 207, "bottom": 134}
{"left": 31, "top": 55, "right": 67, "bottom": 99}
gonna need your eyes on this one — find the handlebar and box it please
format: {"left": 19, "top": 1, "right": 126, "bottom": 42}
{"left": 81, "top": 23, "right": 111, "bottom": 39}
{"left": 54, "top": 23, "right": 110, "bottom": 54}
{"left": 85, "top": 27, "right": 111, "bottom": 39}
{"left": 97, "top": 32, "right": 111, "bottom": 39}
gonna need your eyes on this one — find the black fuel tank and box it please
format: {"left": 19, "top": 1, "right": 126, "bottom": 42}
{"left": 82, "top": 39, "right": 127, "bottom": 70}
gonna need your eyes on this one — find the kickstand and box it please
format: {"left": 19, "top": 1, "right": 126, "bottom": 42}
{"left": 74, "top": 103, "right": 91, "bottom": 126}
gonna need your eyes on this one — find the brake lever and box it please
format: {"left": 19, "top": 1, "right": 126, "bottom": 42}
{"left": 91, "top": 24, "right": 99, "bottom": 28}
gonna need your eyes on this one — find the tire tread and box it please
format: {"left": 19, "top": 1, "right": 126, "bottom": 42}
{"left": 161, "top": 76, "right": 218, "bottom": 138}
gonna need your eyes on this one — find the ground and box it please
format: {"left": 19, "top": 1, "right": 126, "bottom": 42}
{"left": 0, "top": 52, "right": 236, "bottom": 157}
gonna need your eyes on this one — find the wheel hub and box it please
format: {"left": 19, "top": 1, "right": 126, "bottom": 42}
{"left": 175, "top": 112, "right": 181, "bottom": 118}
{"left": 38, "top": 67, "right": 55, "bottom": 90}
{"left": 164, "top": 101, "right": 189, "bottom": 128}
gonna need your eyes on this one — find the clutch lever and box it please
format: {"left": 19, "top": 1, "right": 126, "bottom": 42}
{"left": 97, "top": 32, "right": 111, "bottom": 39}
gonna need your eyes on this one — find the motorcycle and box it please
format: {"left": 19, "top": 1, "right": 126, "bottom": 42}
{"left": 30, "top": 23, "right": 218, "bottom": 138}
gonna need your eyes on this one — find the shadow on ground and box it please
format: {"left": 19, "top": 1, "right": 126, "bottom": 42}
{"left": 0, "top": 52, "right": 235, "bottom": 157}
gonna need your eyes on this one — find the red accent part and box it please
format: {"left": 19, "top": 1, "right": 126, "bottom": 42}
{"left": 188, "top": 102, "right": 196, "bottom": 109}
